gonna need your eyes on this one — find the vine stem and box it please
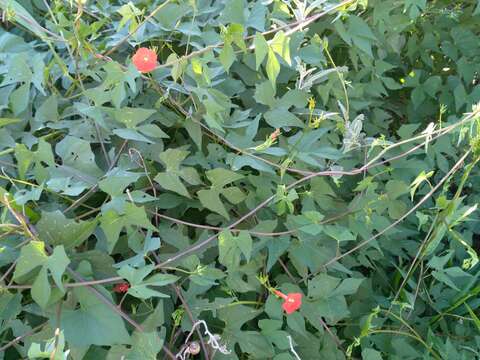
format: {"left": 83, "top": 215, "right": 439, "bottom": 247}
{"left": 148, "top": 249, "right": 210, "bottom": 360}
{"left": 367, "top": 330, "right": 441, "bottom": 360}
{"left": 153, "top": 209, "right": 348, "bottom": 236}
{"left": 390, "top": 154, "right": 480, "bottom": 316}
{"left": 0, "top": 322, "right": 47, "bottom": 352}
{"left": 1, "top": 200, "right": 177, "bottom": 359}
{"left": 103, "top": 0, "right": 174, "bottom": 57}
{"left": 94, "top": 29, "right": 477, "bottom": 180}
{"left": 63, "top": 140, "right": 128, "bottom": 213}
{"left": 154, "top": 0, "right": 356, "bottom": 70}
{"left": 318, "top": 149, "right": 472, "bottom": 270}
{"left": 153, "top": 129, "right": 475, "bottom": 269}
{"left": 2, "top": 115, "right": 475, "bottom": 290}
{"left": 0, "top": 211, "right": 343, "bottom": 290}
{"left": 171, "top": 284, "right": 210, "bottom": 360}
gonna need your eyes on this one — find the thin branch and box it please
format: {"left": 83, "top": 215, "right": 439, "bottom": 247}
{"left": 148, "top": 249, "right": 210, "bottom": 360}
{"left": 0, "top": 260, "right": 17, "bottom": 283}
{"left": 63, "top": 140, "right": 128, "bottom": 213}
{"left": 155, "top": 0, "right": 355, "bottom": 70}
{"left": 4, "top": 210, "right": 350, "bottom": 291}
{"left": 103, "top": 0, "right": 174, "bottom": 57}
{"left": 153, "top": 130, "right": 473, "bottom": 269}
{"left": 2, "top": 201, "right": 176, "bottom": 358}
{"left": 0, "top": 322, "right": 46, "bottom": 352}
{"left": 153, "top": 210, "right": 296, "bottom": 236}
{"left": 50, "top": 303, "right": 63, "bottom": 360}
{"left": 320, "top": 150, "right": 472, "bottom": 269}
{"left": 4, "top": 8, "right": 65, "bottom": 42}
{"left": 318, "top": 317, "right": 342, "bottom": 348}
{"left": 172, "top": 285, "right": 210, "bottom": 360}
{"left": 278, "top": 258, "right": 297, "bottom": 283}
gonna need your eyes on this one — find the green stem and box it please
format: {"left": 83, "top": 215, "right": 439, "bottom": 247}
{"left": 0, "top": 149, "right": 13, "bottom": 157}
{"left": 368, "top": 329, "right": 441, "bottom": 360}
{"left": 219, "top": 301, "right": 263, "bottom": 309}
{"left": 323, "top": 44, "right": 349, "bottom": 121}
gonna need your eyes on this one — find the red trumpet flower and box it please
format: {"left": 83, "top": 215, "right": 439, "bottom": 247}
{"left": 132, "top": 47, "right": 157, "bottom": 73}
{"left": 113, "top": 282, "right": 130, "bottom": 293}
{"left": 274, "top": 289, "right": 302, "bottom": 314}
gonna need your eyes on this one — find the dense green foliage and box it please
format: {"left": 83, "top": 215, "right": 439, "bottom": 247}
{"left": 1, "top": 0, "right": 480, "bottom": 359}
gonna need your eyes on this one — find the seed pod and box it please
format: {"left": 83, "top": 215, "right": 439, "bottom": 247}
{"left": 188, "top": 341, "right": 201, "bottom": 355}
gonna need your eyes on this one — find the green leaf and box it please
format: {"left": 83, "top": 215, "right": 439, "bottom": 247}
{"left": 113, "top": 128, "right": 154, "bottom": 143}
{"left": 184, "top": 119, "right": 202, "bottom": 149}
{"left": 31, "top": 267, "right": 51, "bottom": 308}
{"left": 423, "top": 76, "right": 442, "bottom": 97}
{"left": 222, "top": 186, "right": 246, "bottom": 204}
{"left": 13, "top": 241, "right": 48, "bottom": 280}
{"left": 219, "top": 0, "right": 245, "bottom": 24}
{"left": 324, "top": 225, "right": 356, "bottom": 242}
{"left": 270, "top": 31, "right": 291, "bottom": 65}
{"left": 331, "top": 278, "right": 364, "bottom": 297}
{"left": 198, "top": 189, "right": 230, "bottom": 219}
{"left": 137, "top": 124, "right": 169, "bottom": 139}
{"left": 37, "top": 211, "right": 97, "bottom": 249}
{"left": 100, "top": 211, "right": 124, "bottom": 252}
{"left": 0, "top": 0, "right": 55, "bottom": 39}
{"left": 386, "top": 180, "right": 409, "bottom": 199}
{"left": 127, "top": 274, "right": 179, "bottom": 300}
{"left": 14, "top": 143, "right": 33, "bottom": 180}
{"left": 264, "top": 109, "right": 304, "bottom": 128}
{"left": 280, "top": 89, "right": 309, "bottom": 108}
{"left": 99, "top": 169, "right": 141, "bottom": 197}
{"left": 62, "top": 287, "right": 130, "bottom": 346}
{"left": 218, "top": 231, "right": 241, "bottom": 267}
{"left": 410, "top": 170, "right": 434, "bottom": 200}
{"left": 347, "top": 16, "right": 377, "bottom": 57}
{"left": 287, "top": 311, "right": 307, "bottom": 335}
{"left": 219, "top": 42, "right": 235, "bottom": 72}
{"left": 411, "top": 87, "right": 426, "bottom": 108}
{"left": 191, "top": 58, "right": 203, "bottom": 75}
{"left": 46, "top": 246, "right": 70, "bottom": 292}
{"left": 166, "top": 53, "right": 184, "bottom": 81}
{"left": 118, "top": 264, "right": 154, "bottom": 285}
{"left": 254, "top": 80, "right": 276, "bottom": 107}
{"left": 154, "top": 173, "right": 191, "bottom": 198}
{"left": 10, "top": 82, "right": 30, "bottom": 115}
{"left": 107, "top": 107, "right": 156, "bottom": 128}
{"left": 237, "top": 231, "right": 253, "bottom": 262}
{"left": 228, "top": 23, "right": 246, "bottom": 51}
{"left": 0, "top": 117, "right": 21, "bottom": 127}
{"left": 362, "top": 348, "right": 383, "bottom": 360}
{"left": 254, "top": 33, "right": 269, "bottom": 70}
{"left": 128, "top": 331, "right": 164, "bottom": 360}
{"left": 34, "top": 95, "right": 58, "bottom": 125}
{"left": 266, "top": 48, "right": 280, "bottom": 88}
{"left": 238, "top": 331, "right": 275, "bottom": 358}
{"left": 128, "top": 285, "right": 170, "bottom": 299}
{"left": 142, "top": 273, "right": 179, "bottom": 286}
{"left": 0, "top": 292, "right": 22, "bottom": 321}
{"left": 431, "top": 270, "right": 460, "bottom": 291}
{"left": 100, "top": 203, "right": 156, "bottom": 252}
{"left": 205, "top": 168, "right": 243, "bottom": 188}
{"left": 465, "top": 304, "right": 480, "bottom": 332}
{"left": 55, "top": 136, "right": 103, "bottom": 177}
{"left": 158, "top": 148, "right": 189, "bottom": 171}
{"left": 308, "top": 274, "right": 341, "bottom": 299}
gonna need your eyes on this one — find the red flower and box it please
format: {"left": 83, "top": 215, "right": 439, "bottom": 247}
{"left": 274, "top": 290, "right": 302, "bottom": 314}
{"left": 270, "top": 128, "right": 281, "bottom": 140}
{"left": 113, "top": 282, "right": 130, "bottom": 293}
{"left": 132, "top": 47, "right": 157, "bottom": 73}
